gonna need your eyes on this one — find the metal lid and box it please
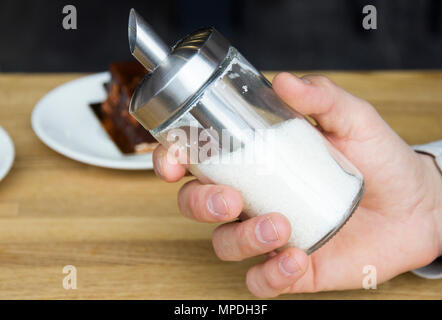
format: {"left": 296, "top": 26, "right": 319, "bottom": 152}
{"left": 128, "top": 9, "right": 230, "bottom": 130}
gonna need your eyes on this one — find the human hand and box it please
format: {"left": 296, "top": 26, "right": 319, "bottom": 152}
{"left": 152, "top": 72, "right": 442, "bottom": 297}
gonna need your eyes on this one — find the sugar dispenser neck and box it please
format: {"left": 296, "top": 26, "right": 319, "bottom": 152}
{"left": 128, "top": 8, "right": 170, "bottom": 72}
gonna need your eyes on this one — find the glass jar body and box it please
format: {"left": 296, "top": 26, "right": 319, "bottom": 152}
{"left": 151, "top": 48, "right": 364, "bottom": 254}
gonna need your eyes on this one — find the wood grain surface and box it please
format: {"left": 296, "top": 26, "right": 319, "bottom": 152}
{"left": 0, "top": 71, "right": 441, "bottom": 299}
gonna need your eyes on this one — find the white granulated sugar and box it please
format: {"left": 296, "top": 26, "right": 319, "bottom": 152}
{"left": 195, "top": 118, "right": 362, "bottom": 251}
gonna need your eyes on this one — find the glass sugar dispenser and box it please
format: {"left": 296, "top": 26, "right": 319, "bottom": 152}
{"left": 128, "top": 9, "right": 365, "bottom": 254}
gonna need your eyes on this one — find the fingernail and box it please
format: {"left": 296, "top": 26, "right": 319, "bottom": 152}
{"left": 301, "top": 77, "right": 311, "bottom": 84}
{"left": 279, "top": 254, "right": 300, "bottom": 276}
{"left": 207, "top": 192, "right": 229, "bottom": 217}
{"left": 255, "top": 217, "right": 279, "bottom": 243}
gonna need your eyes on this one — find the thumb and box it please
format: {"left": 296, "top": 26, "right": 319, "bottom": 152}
{"left": 272, "top": 72, "right": 423, "bottom": 213}
{"left": 272, "top": 72, "right": 384, "bottom": 142}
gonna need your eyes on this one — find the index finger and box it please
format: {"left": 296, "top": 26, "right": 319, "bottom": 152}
{"left": 153, "top": 145, "right": 187, "bottom": 182}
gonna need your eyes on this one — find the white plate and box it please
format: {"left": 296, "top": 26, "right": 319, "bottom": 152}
{"left": 31, "top": 72, "right": 154, "bottom": 170}
{"left": 0, "top": 126, "right": 15, "bottom": 181}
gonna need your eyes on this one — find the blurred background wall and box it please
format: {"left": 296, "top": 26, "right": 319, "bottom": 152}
{"left": 0, "top": 0, "right": 441, "bottom": 72}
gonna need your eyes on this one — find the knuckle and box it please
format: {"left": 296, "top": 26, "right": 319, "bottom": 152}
{"left": 187, "top": 186, "right": 201, "bottom": 213}
{"left": 212, "top": 225, "right": 237, "bottom": 261}
{"left": 262, "top": 261, "right": 280, "bottom": 289}
{"left": 245, "top": 269, "right": 258, "bottom": 296}
{"left": 246, "top": 268, "right": 267, "bottom": 298}
{"left": 308, "top": 75, "right": 340, "bottom": 112}
{"left": 235, "top": 222, "right": 256, "bottom": 258}
{"left": 312, "top": 75, "right": 335, "bottom": 88}
{"left": 177, "top": 188, "right": 187, "bottom": 216}
{"left": 227, "top": 223, "right": 245, "bottom": 260}
{"left": 178, "top": 181, "right": 199, "bottom": 218}
{"left": 211, "top": 236, "right": 226, "bottom": 261}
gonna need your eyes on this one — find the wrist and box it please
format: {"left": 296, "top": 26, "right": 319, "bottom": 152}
{"left": 418, "top": 153, "right": 442, "bottom": 257}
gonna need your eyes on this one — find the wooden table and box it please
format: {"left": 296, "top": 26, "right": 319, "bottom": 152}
{"left": 0, "top": 71, "right": 441, "bottom": 299}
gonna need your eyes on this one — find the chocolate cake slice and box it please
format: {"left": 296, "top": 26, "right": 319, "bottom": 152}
{"left": 91, "top": 61, "right": 158, "bottom": 154}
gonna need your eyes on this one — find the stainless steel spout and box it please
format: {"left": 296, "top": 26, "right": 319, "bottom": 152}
{"left": 128, "top": 8, "right": 169, "bottom": 72}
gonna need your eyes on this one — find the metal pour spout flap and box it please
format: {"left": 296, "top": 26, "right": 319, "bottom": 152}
{"left": 128, "top": 8, "right": 170, "bottom": 72}
{"left": 128, "top": 9, "right": 231, "bottom": 131}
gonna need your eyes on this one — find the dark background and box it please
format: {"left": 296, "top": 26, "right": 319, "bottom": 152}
{"left": 0, "top": 0, "right": 441, "bottom": 72}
